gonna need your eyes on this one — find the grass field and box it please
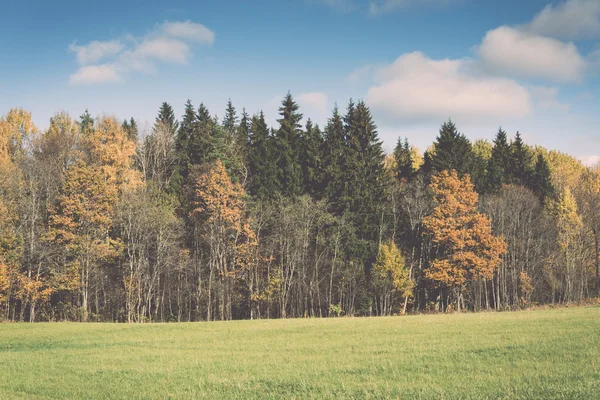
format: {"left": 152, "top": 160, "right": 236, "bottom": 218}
{"left": 0, "top": 307, "right": 599, "bottom": 399}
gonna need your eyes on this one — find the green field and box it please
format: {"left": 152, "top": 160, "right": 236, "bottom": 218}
{"left": 0, "top": 307, "right": 599, "bottom": 399}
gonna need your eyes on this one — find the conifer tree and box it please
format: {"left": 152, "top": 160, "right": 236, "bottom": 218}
{"left": 423, "top": 120, "right": 473, "bottom": 176}
{"left": 344, "top": 101, "right": 386, "bottom": 249}
{"left": 529, "top": 153, "right": 554, "bottom": 203}
{"left": 248, "top": 112, "right": 279, "bottom": 200}
{"left": 299, "top": 118, "right": 323, "bottom": 196}
{"left": 394, "top": 138, "right": 416, "bottom": 181}
{"left": 154, "top": 102, "right": 179, "bottom": 135}
{"left": 237, "top": 108, "right": 250, "bottom": 148}
{"left": 222, "top": 99, "right": 238, "bottom": 137}
{"left": 487, "top": 128, "right": 510, "bottom": 193}
{"left": 169, "top": 100, "right": 195, "bottom": 195}
{"left": 507, "top": 132, "right": 533, "bottom": 185}
{"left": 79, "top": 109, "right": 94, "bottom": 135}
{"left": 321, "top": 106, "right": 347, "bottom": 209}
{"left": 275, "top": 92, "right": 303, "bottom": 198}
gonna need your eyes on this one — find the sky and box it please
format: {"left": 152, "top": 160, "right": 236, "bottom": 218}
{"left": 1, "top": 0, "right": 599, "bottom": 163}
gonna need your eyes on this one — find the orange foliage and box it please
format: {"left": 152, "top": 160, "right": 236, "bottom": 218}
{"left": 424, "top": 170, "right": 507, "bottom": 288}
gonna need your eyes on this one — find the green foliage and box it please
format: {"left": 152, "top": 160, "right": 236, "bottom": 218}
{"left": 423, "top": 120, "right": 474, "bottom": 176}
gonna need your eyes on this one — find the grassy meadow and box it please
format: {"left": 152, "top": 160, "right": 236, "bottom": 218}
{"left": 0, "top": 307, "right": 599, "bottom": 399}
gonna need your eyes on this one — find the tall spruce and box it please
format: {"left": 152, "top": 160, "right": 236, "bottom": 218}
{"left": 507, "top": 132, "right": 532, "bottom": 185}
{"left": 321, "top": 105, "right": 347, "bottom": 208}
{"left": 394, "top": 138, "right": 416, "bottom": 181}
{"left": 344, "top": 100, "right": 386, "bottom": 248}
{"left": 530, "top": 153, "right": 554, "bottom": 203}
{"left": 423, "top": 120, "right": 473, "bottom": 176}
{"left": 169, "top": 100, "right": 195, "bottom": 195}
{"left": 222, "top": 99, "right": 238, "bottom": 137}
{"left": 299, "top": 118, "right": 323, "bottom": 197}
{"left": 487, "top": 128, "right": 511, "bottom": 193}
{"left": 275, "top": 92, "right": 303, "bottom": 198}
{"left": 189, "top": 103, "right": 214, "bottom": 166}
{"left": 248, "top": 112, "right": 278, "bottom": 199}
{"left": 154, "top": 102, "right": 179, "bottom": 134}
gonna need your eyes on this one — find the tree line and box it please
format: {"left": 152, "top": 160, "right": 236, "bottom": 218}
{"left": 0, "top": 93, "right": 598, "bottom": 322}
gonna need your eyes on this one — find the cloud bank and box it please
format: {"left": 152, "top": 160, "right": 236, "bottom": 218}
{"left": 68, "top": 21, "right": 214, "bottom": 85}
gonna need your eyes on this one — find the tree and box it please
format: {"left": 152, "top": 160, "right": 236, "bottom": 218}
{"left": 529, "top": 153, "right": 554, "bottom": 203}
{"left": 248, "top": 112, "right": 278, "bottom": 200}
{"left": 507, "top": 132, "right": 532, "bottom": 186}
{"left": 170, "top": 100, "right": 195, "bottom": 195}
{"left": 122, "top": 118, "right": 138, "bottom": 142}
{"left": 423, "top": 170, "right": 507, "bottom": 311}
{"left": 275, "top": 93, "right": 303, "bottom": 198}
{"left": 47, "top": 161, "right": 120, "bottom": 321}
{"left": 299, "top": 118, "right": 323, "bottom": 196}
{"left": 372, "top": 240, "right": 412, "bottom": 315}
{"left": 190, "top": 160, "right": 255, "bottom": 321}
{"left": 321, "top": 105, "right": 347, "bottom": 208}
{"left": 154, "top": 102, "right": 179, "bottom": 136}
{"left": 487, "top": 128, "right": 511, "bottom": 193}
{"left": 222, "top": 99, "right": 238, "bottom": 137}
{"left": 423, "top": 120, "right": 473, "bottom": 177}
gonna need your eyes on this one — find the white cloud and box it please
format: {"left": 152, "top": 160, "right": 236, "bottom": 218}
{"left": 580, "top": 155, "right": 600, "bottom": 166}
{"left": 297, "top": 92, "right": 329, "bottom": 115}
{"left": 68, "top": 20, "right": 213, "bottom": 85}
{"left": 477, "top": 26, "right": 587, "bottom": 83}
{"left": 365, "top": 52, "right": 531, "bottom": 122}
{"left": 347, "top": 64, "right": 375, "bottom": 82}
{"left": 69, "top": 64, "right": 121, "bottom": 85}
{"left": 530, "top": 86, "right": 570, "bottom": 112}
{"left": 69, "top": 40, "right": 123, "bottom": 65}
{"left": 161, "top": 21, "right": 215, "bottom": 44}
{"left": 369, "top": 0, "right": 458, "bottom": 15}
{"left": 134, "top": 38, "right": 191, "bottom": 64}
{"left": 527, "top": 0, "right": 600, "bottom": 40}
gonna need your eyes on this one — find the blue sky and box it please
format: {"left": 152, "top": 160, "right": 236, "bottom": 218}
{"left": 1, "top": 0, "right": 599, "bottom": 162}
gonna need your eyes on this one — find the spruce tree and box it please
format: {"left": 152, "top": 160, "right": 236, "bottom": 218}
{"left": 169, "top": 100, "right": 195, "bottom": 195}
{"left": 486, "top": 127, "right": 510, "bottom": 193}
{"left": 237, "top": 108, "right": 250, "bottom": 148}
{"left": 425, "top": 120, "right": 473, "bottom": 176}
{"left": 321, "top": 106, "right": 347, "bottom": 208}
{"left": 189, "top": 103, "right": 213, "bottom": 166}
{"left": 275, "top": 92, "right": 303, "bottom": 198}
{"left": 394, "top": 138, "right": 415, "bottom": 181}
{"left": 154, "top": 102, "right": 179, "bottom": 134}
{"left": 507, "top": 132, "right": 533, "bottom": 185}
{"left": 299, "top": 118, "right": 323, "bottom": 197}
{"left": 122, "top": 118, "right": 138, "bottom": 142}
{"left": 344, "top": 101, "right": 386, "bottom": 253}
{"left": 222, "top": 99, "right": 238, "bottom": 137}
{"left": 79, "top": 109, "right": 94, "bottom": 134}
{"left": 529, "top": 153, "right": 554, "bottom": 203}
{"left": 248, "top": 112, "right": 279, "bottom": 200}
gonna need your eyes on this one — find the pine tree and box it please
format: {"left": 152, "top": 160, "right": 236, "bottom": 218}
{"left": 189, "top": 103, "right": 214, "bottom": 166}
{"left": 222, "top": 99, "right": 238, "bottom": 137}
{"left": 275, "top": 92, "right": 303, "bottom": 198}
{"left": 299, "top": 118, "right": 323, "bottom": 197}
{"left": 122, "top": 118, "right": 138, "bottom": 143}
{"left": 169, "top": 100, "right": 194, "bottom": 195}
{"left": 321, "top": 105, "right": 347, "bottom": 208}
{"left": 248, "top": 112, "right": 278, "bottom": 200}
{"left": 79, "top": 109, "right": 94, "bottom": 135}
{"left": 154, "top": 102, "right": 179, "bottom": 135}
{"left": 344, "top": 101, "right": 386, "bottom": 250}
{"left": 394, "top": 138, "right": 416, "bottom": 181}
{"left": 237, "top": 108, "right": 250, "bottom": 148}
{"left": 529, "top": 153, "right": 554, "bottom": 203}
{"left": 507, "top": 132, "right": 533, "bottom": 185}
{"left": 424, "top": 120, "right": 473, "bottom": 176}
{"left": 487, "top": 128, "right": 510, "bottom": 193}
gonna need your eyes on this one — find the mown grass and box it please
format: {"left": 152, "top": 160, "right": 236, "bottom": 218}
{"left": 0, "top": 307, "right": 599, "bottom": 399}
